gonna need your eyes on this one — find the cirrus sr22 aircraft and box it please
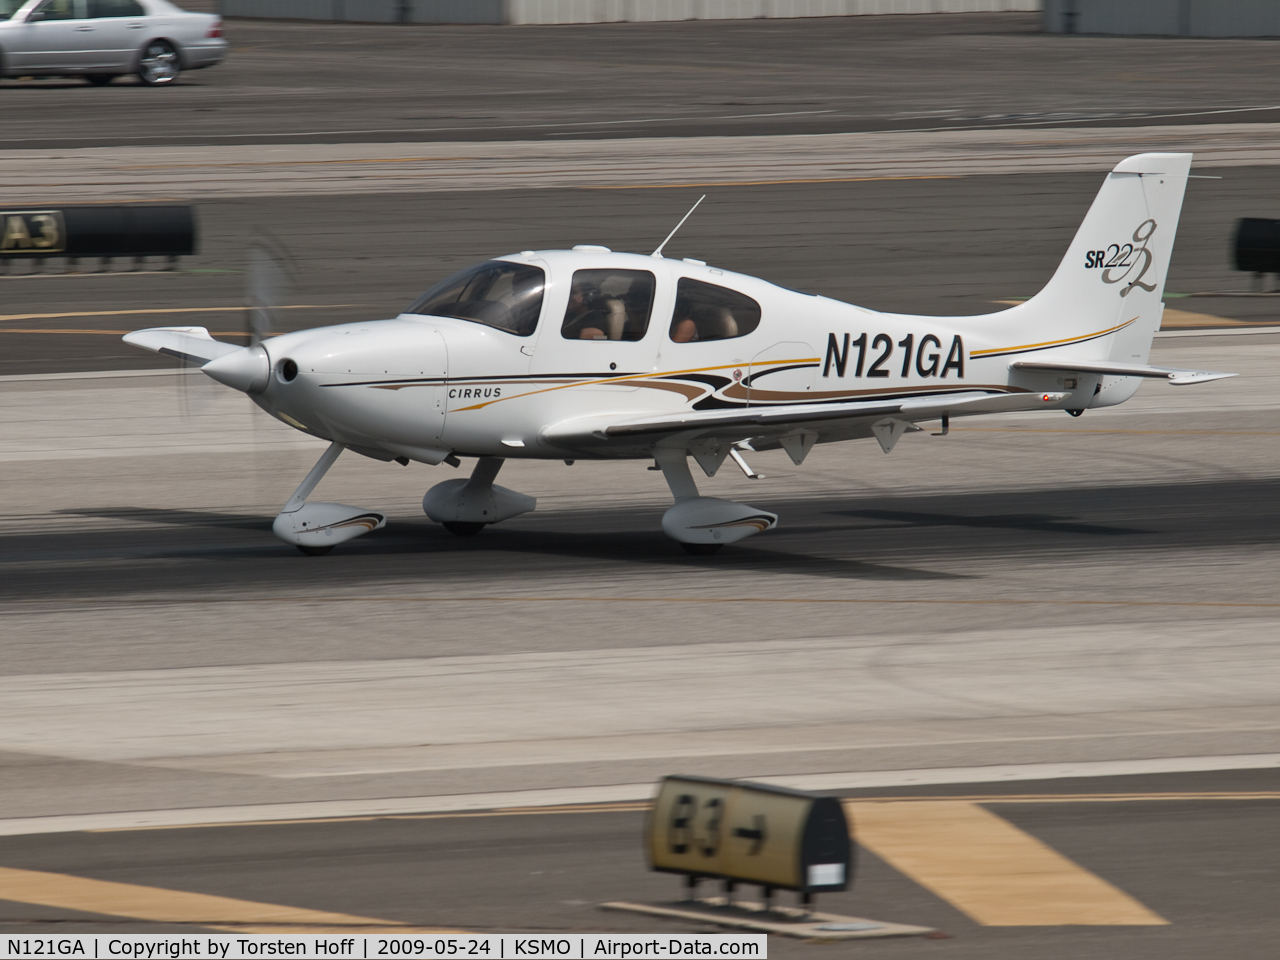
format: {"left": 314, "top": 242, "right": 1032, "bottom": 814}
{"left": 126, "top": 152, "right": 1233, "bottom": 555}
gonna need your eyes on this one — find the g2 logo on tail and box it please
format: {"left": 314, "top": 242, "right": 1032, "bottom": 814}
{"left": 1085, "top": 219, "right": 1157, "bottom": 297}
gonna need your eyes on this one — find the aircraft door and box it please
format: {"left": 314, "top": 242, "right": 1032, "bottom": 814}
{"left": 749, "top": 341, "right": 816, "bottom": 407}
{"left": 530, "top": 266, "right": 662, "bottom": 391}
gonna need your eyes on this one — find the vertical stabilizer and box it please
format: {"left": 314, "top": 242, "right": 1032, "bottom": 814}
{"left": 995, "top": 152, "right": 1192, "bottom": 406}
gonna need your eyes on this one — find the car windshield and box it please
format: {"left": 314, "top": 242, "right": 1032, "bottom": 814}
{"left": 407, "top": 260, "right": 545, "bottom": 337}
{"left": 0, "top": 0, "right": 29, "bottom": 20}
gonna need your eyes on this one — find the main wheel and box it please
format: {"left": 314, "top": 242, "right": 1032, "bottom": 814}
{"left": 681, "top": 542, "right": 723, "bottom": 556}
{"left": 136, "top": 40, "right": 180, "bottom": 85}
{"left": 85, "top": 74, "right": 115, "bottom": 86}
{"left": 443, "top": 521, "right": 486, "bottom": 536}
{"left": 296, "top": 544, "right": 334, "bottom": 556}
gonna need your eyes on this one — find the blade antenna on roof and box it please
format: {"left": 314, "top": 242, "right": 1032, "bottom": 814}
{"left": 651, "top": 195, "right": 706, "bottom": 258}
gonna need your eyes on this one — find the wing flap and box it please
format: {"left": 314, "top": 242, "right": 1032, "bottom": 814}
{"left": 122, "top": 326, "right": 242, "bottom": 366}
{"left": 1010, "top": 358, "right": 1236, "bottom": 385}
{"left": 542, "top": 390, "right": 1067, "bottom": 449}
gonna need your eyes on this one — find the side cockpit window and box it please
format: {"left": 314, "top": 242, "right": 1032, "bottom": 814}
{"left": 561, "top": 269, "right": 656, "bottom": 341}
{"left": 407, "top": 261, "right": 545, "bottom": 337}
{"left": 669, "top": 277, "right": 761, "bottom": 343}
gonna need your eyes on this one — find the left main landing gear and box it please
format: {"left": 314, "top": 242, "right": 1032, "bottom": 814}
{"left": 654, "top": 447, "right": 777, "bottom": 554}
{"left": 272, "top": 441, "right": 387, "bottom": 555}
{"left": 680, "top": 542, "right": 724, "bottom": 556}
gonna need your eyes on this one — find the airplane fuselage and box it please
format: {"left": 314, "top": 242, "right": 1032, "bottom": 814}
{"left": 251, "top": 248, "right": 1110, "bottom": 464}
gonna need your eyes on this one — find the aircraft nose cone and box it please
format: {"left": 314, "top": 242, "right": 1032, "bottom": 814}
{"left": 202, "top": 344, "right": 270, "bottom": 394}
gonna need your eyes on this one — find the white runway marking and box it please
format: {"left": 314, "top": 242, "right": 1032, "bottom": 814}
{"left": 3, "top": 122, "right": 1280, "bottom": 202}
{"left": 2, "top": 623, "right": 1277, "bottom": 780}
{"left": 0, "top": 756, "right": 1275, "bottom": 837}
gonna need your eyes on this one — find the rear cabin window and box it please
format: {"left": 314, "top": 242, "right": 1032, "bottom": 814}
{"left": 0, "top": 0, "right": 30, "bottom": 20}
{"left": 407, "top": 260, "right": 545, "bottom": 337}
{"left": 561, "top": 269, "right": 656, "bottom": 341}
{"left": 668, "top": 278, "right": 761, "bottom": 343}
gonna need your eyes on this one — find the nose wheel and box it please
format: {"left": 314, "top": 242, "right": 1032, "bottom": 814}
{"left": 296, "top": 544, "right": 335, "bottom": 556}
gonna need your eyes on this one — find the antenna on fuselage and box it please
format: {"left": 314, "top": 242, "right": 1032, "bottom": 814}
{"left": 651, "top": 195, "right": 706, "bottom": 258}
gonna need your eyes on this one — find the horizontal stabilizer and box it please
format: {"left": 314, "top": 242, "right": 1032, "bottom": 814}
{"left": 1010, "top": 358, "right": 1236, "bottom": 385}
{"left": 122, "top": 326, "right": 241, "bottom": 366}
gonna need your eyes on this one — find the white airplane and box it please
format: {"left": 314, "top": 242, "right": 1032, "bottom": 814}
{"left": 125, "top": 152, "right": 1233, "bottom": 555}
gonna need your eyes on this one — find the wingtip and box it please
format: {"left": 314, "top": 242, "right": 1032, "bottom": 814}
{"left": 1168, "top": 370, "right": 1238, "bottom": 385}
{"left": 123, "top": 325, "right": 214, "bottom": 346}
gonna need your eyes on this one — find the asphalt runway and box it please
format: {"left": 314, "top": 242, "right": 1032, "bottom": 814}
{"left": 3, "top": 16, "right": 1280, "bottom": 950}
{"left": 4, "top": 168, "right": 1279, "bottom": 375}
{"left": 2, "top": 326, "right": 1278, "bottom": 819}
{"left": 3, "top": 14, "right": 1280, "bottom": 149}
{"left": 1, "top": 770, "right": 1278, "bottom": 960}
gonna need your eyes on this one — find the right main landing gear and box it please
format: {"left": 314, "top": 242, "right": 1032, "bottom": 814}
{"left": 442, "top": 521, "right": 486, "bottom": 536}
{"left": 423, "top": 456, "right": 536, "bottom": 535}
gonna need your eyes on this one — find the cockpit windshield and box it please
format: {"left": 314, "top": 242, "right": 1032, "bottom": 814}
{"left": 0, "top": 0, "right": 29, "bottom": 20}
{"left": 407, "top": 260, "right": 545, "bottom": 337}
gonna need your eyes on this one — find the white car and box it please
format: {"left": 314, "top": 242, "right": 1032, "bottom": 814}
{"left": 0, "top": 0, "right": 225, "bottom": 85}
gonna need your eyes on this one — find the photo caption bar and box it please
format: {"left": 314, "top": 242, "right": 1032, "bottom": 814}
{"left": 0, "top": 935, "right": 766, "bottom": 960}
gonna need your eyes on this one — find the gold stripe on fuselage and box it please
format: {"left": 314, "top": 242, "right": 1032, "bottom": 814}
{"left": 449, "top": 357, "right": 821, "bottom": 411}
{"left": 970, "top": 318, "right": 1137, "bottom": 358}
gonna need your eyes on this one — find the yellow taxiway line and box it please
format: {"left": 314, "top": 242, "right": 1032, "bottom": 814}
{"left": 846, "top": 800, "right": 1167, "bottom": 926}
{"left": 0, "top": 866, "right": 462, "bottom": 933}
{"left": 587, "top": 175, "right": 958, "bottom": 189}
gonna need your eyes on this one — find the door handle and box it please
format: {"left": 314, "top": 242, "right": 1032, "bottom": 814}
{"left": 128, "top": 22, "right": 144, "bottom": 27}
{"left": 75, "top": 25, "right": 94, "bottom": 30}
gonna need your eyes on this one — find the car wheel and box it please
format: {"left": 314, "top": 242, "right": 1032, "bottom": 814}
{"left": 136, "top": 39, "right": 179, "bottom": 85}
{"left": 86, "top": 74, "right": 115, "bottom": 86}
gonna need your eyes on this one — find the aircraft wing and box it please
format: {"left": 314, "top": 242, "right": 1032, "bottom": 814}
{"left": 1010, "top": 358, "right": 1236, "bottom": 385}
{"left": 542, "top": 389, "right": 1067, "bottom": 450}
{"left": 122, "top": 326, "right": 242, "bottom": 366}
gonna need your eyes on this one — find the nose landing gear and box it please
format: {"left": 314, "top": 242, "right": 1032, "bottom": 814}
{"left": 272, "top": 441, "right": 387, "bottom": 555}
